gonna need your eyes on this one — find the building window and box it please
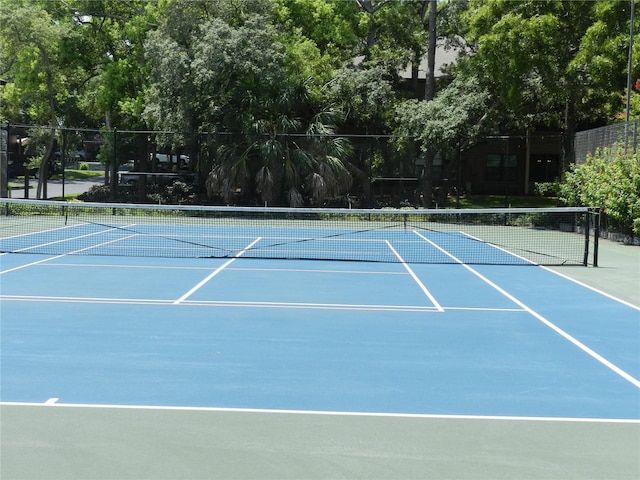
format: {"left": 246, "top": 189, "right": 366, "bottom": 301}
{"left": 486, "top": 154, "right": 518, "bottom": 182}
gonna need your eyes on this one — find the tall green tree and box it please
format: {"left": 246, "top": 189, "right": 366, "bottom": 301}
{"left": 145, "top": 0, "right": 353, "bottom": 206}
{"left": 394, "top": 75, "right": 490, "bottom": 206}
{"left": 275, "top": 0, "right": 363, "bottom": 61}
{"left": 0, "top": 1, "right": 68, "bottom": 126}
{"left": 1, "top": 0, "right": 158, "bottom": 192}
{"left": 68, "top": 0, "right": 157, "bottom": 130}
{"left": 460, "top": 0, "right": 638, "bottom": 163}
{"left": 0, "top": 0, "right": 72, "bottom": 197}
{"left": 574, "top": 0, "right": 640, "bottom": 122}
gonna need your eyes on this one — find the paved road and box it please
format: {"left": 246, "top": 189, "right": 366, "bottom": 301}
{"left": 9, "top": 175, "right": 105, "bottom": 200}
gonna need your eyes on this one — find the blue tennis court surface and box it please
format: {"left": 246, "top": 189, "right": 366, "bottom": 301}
{"left": 2, "top": 223, "right": 532, "bottom": 265}
{"left": 1, "top": 250, "right": 638, "bottom": 421}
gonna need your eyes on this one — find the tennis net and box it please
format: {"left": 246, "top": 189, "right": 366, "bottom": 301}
{"left": 0, "top": 199, "right": 598, "bottom": 266}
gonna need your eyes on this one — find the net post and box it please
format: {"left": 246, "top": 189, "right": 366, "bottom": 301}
{"left": 582, "top": 209, "right": 591, "bottom": 267}
{"left": 592, "top": 208, "right": 600, "bottom": 267}
{"left": 583, "top": 209, "right": 590, "bottom": 266}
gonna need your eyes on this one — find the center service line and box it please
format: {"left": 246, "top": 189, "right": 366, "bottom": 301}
{"left": 173, "top": 237, "right": 262, "bottom": 305}
{"left": 385, "top": 240, "right": 444, "bottom": 312}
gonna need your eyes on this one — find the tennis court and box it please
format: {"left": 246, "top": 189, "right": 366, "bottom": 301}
{"left": 1, "top": 199, "right": 638, "bottom": 479}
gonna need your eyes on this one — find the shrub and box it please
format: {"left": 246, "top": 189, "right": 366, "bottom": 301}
{"left": 557, "top": 145, "right": 640, "bottom": 236}
{"left": 78, "top": 180, "right": 196, "bottom": 205}
{"left": 79, "top": 162, "right": 89, "bottom": 171}
{"left": 78, "top": 185, "right": 111, "bottom": 202}
{"left": 533, "top": 181, "right": 558, "bottom": 197}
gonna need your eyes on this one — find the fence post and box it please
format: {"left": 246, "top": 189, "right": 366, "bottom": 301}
{"left": 110, "top": 128, "right": 117, "bottom": 201}
{"left": 592, "top": 208, "right": 600, "bottom": 267}
{"left": 61, "top": 127, "right": 67, "bottom": 199}
{"left": 0, "top": 123, "right": 8, "bottom": 198}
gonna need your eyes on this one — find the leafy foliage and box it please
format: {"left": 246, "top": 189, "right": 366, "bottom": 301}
{"left": 325, "top": 65, "right": 397, "bottom": 128}
{"left": 617, "top": 79, "right": 640, "bottom": 121}
{"left": 0, "top": 0, "right": 68, "bottom": 124}
{"left": 393, "top": 75, "right": 490, "bottom": 152}
{"left": 557, "top": 145, "right": 640, "bottom": 236}
{"left": 1, "top": 0, "right": 637, "bottom": 207}
{"left": 461, "top": 0, "right": 638, "bottom": 130}
{"left": 144, "top": 2, "right": 353, "bottom": 206}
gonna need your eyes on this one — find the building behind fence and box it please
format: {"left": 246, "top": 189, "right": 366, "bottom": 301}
{"left": 2, "top": 121, "right": 639, "bottom": 204}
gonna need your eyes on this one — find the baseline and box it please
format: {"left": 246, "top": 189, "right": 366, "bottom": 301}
{"left": 2, "top": 401, "right": 639, "bottom": 423}
{"left": 2, "top": 402, "right": 638, "bottom": 480}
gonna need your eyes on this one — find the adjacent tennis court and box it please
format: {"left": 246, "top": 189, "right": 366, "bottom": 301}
{"left": 1, "top": 199, "right": 638, "bottom": 479}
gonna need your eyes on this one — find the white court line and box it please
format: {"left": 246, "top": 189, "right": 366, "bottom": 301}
{"left": 31, "top": 262, "right": 409, "bottom": 276}
{"left": 0, "top": 295, "right": 176, "bottom": 305}
{"left": 173, "top": 237, "right": 262, "bottom": 304}
{"left": 0, "top": 222, "right": 103, "bottom": 242}
{"left": 461, "top": 231, "right": 536, "bottom": 265}
{"left": 1, "top": 401, "right": 638, "bottom": 424}
{"left": 462, "top": 230, "right": 640, "bottom": 311}
{"left": 44, "top": 398, "right": 59, "bottom": 405}
{"left": 180, "top": 300, "right": 440, "bottom": 312}
{"left": 443, "top": 306, "right": 526, "bottom": 312}
{"left": 0, "top": 294, "right": 442, "bottom": 312}
{"left": 3, "top": 223, "right": 137, "bottom": 254}
{"left": 385, "top": 240, "right": 444, "bottom": 312}
{"left": 0, "top": 232, "right": 140, "bottom": 274}
{"left": 541, "top": 265, "right": 640, "bottom": 311}
{"left": 414, "top": 230, "right": 640, "bottom": 389}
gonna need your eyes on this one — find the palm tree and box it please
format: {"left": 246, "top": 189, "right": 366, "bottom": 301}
{"left": 206, "top": 81, "right": 353, "bottom": 207}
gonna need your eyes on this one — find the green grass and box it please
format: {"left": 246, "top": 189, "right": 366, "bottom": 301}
{"left": 9, "top": 169, "right": 102, "bottom": 187}
{"left": 52, "top": 169, "right": 103, "bottom": 180}
{"left": 452, "top": 194, "right": 560, "bottom": 209}
{"left": 9, "top": 169, "right": 104, "bottom": 197}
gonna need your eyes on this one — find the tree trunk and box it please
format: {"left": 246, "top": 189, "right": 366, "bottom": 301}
{"left": 420, "top": 147, "right": 436, "bottom": 208}
{"left": 419, "top": 0, "right": 438, "bottom": 205}
{"left": 37, "top": 58, "right": 57, "bottom": 200}
{"left": 424, "top": 0, "right": 437, "bottom": 101}
{"left": 562, "top": 95, "right": 576, "bottom": 171}
{"left": 411, "top": 49, "right": 421, "bottom": 97}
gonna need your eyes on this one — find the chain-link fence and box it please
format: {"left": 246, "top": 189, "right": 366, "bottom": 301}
{"left": 574, "top": 120, "right": 639, "bottom": 165}
{"left": 4, "top": 125, "right": 425, "bottom": 207}
{"left": 15, "top": 122, "right": 629, "bottom": 206}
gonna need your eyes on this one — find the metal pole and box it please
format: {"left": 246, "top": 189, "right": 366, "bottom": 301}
{"left": 61, "top": 127, "right": 67, "bottom": 199}
{"left": 593, "top": 209, "right": 600, "bottom": 268}
{"left": 110, "top": 128, "right": 118, "bottom": 201}
{"left": 625, "top": 0, "right": 636, "bottom": 149}
{"left": 0, "top": 123, "right": 8, "bottom": 198}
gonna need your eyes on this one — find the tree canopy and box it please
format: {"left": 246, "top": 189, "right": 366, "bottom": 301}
{"left": 1, "top": 0, "right": 637, "bottom": 204}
